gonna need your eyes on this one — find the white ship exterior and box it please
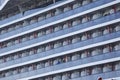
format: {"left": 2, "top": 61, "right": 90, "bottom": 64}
{"left": 0, "top": 0, "right": 120, "bottom": 80}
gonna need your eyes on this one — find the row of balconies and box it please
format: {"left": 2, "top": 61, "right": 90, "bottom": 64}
{"left": 32, "top": 61, "right": 120, "bottom": 80}
{"left": 0, "top": 0, "right": 70, "bottom": 26}
{"left": 34, "top": 61, "right": 120, "bottom": 80}
{"left": 0, "top": 6, "right": 120, "bottom": 49}
{"left": 0, "top": 41, "right": 120, "bottom": 78}
{"left": 0, "top": 21, "right": 119, "bottom": 49}
{"left": 0, "top": 0, "right": 116, "bottom": 35}
{"left": 1, "top": 11, "right": 120, "bottom": 55}
{"left": 0, "top": 0, "right": 58, "bottom": 21}
{"left": 0, "top": 0, "right": 97, "bottom": 35}
{"left": 0, "top": 0, "right": 98, "bottom": 22}
{"left": 0, "top": 55, "right": 120, "bottom": 79}
{"left": 0, "top": 23, "right": 120, "bottom": 63}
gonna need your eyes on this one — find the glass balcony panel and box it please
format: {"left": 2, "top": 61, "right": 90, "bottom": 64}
{"left": 81, "top": 34, "right": 88, "bottom": 41}
{"left": 92, "top": 12, "right": 102, "bottom": 20}
{"left": 63, "top": 39, "right": 70, "bottom": 46}
{"left": 115, "top": 62, "right": 120, "bottom": 70}
{"left": 115, "top": 24, "right": 120, "bottom": 31}
{"left": 29, "top": 50, "right": 34, "bottom": 55}
{"left": 81, "top": 51, "right": 89, "bottom": 59}
{"left": 73, "top": 2, "right": 81, "bottom": 9}
{"left": 46, "top": 28, "right": 53, "bottom": 34}
{"left": 114, "top": 43, "right": 120, "bottom": 51}
{"left": 92, "top": 30, "right": 102, "bottom": 38}
{"left": 22, "top": 21, "right": 29, "bottom": 27}
{"left": 92, "top": 66, "right": 102, "bottom": 74}
{"left": 13, "top": 69, "right": 19, "bottom": 75}
{"left": 71, "top": 71, "right": 79, "bottom": 78}
{"left": 21, "top": 52, "right": 29, "bottom": 57}
{"left": 72, "top": 36, "right": 80, "bottom": 43}
{"left": 30, "top": 18, "right": 38, "bottom": 24}
{"left": 55, "top": 8, "right": 63, "bottom": 15}
{"left": 38, "top": 15, "right": 45, "bottom": 21}
{"left": 63, "top": 23, "right": 69, "bottom": 29}
{"left": 21, "top": 38, "right": 25, "bottom": 42}
{"left": 71, "top": 54, "right": 80, "bottom": 61}
{"left": 103, "top": 9, "right": 111, "bottom": 16}
{"left": 53, "top": 58, "right": 62, "bottom": 65}
{"left": 103, "top": 64, "right": 112, "bottom": 72}
{"left": 1, "top": 30, "right": 6, "bottom": 34}
{"left": 37, "top": 31, "right": 46, "bottom": 37}
{"left": 13, "top": 54, "right": 19, "bottom": 60}
{"left": 81, "top": 16, "right": 89, "bottom": 23}
{"left": 81, "top": 69, "right": 89, "bottom": 76}
{"left": 45, "top": 77, "right": 53, "bottom": 80}
{"left": 6, "top": 57, "right": 10, "bottom": 61}
{"left": 91, "top": 48, "right": 102, "bottom": 56}
{"left": 92, "top": 0, "right": 97, "bottom": 2}
{"left": 15, "top": 23, "right": 22, "bottom": 29}
{"left": 54, "top": 25, "right": 63, "bottom": 32}
{"left": 72, "top": 19, "right": 80, "bottom": 26}
{"left": 0, "top": 59, "right": 3, "bottom": 63}
{"left": 46, "top": 12, "right": 52, "bottom": 18}
{"left": 28, "top": 65, "right": 34, "bottom": 71}
{"left": 62, "top": 74, "right": 68, "bottom": 80}
{"left": 53, "top": 75, "right": 62, "bottom": 80}
{"left": 8, "top": 27, "right": 14, "bottom": 32}
{"left": 116, "top": 5, "right": 120, "bottom": 12}
{"left": 63, "top": 6, "right": 71, "bottom": 12}
{"left": 54, "top": 42, "right": 62, "bottom": 48}
{"left": 109, "top": 8, "right": 116, "bottom": 14}
{"left": 82, "top": 0, "right": 91, "bottom": 6}
{"left": 103, "top": 45, "right": 111, "bottom": 53}
{"left": 37, "top": 63, "right": 44, "bottom": 69}
{"left": 103, "top": 27, "right": 112, "bottom": 35}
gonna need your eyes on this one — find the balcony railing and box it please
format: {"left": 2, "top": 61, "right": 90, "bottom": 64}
{"left": 0, "top": 11, "right": 120, "bottom": 54}
{"left": 0, "top": 50, "right": 119, "bottom": 80}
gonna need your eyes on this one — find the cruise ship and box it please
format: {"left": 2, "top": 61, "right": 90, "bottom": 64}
{"left": 0, "top": 0, "right": 120, "bottom": 80}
